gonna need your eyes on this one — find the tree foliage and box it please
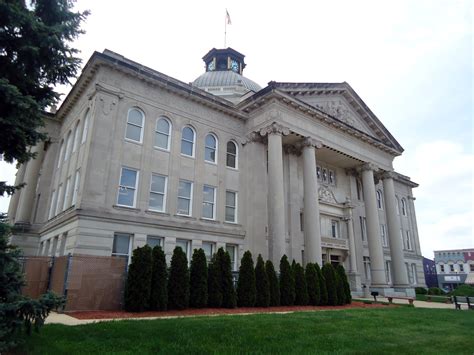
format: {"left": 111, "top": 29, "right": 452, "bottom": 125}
{"left": 279, "top": 255, "right": 295, "bottom": 306}
{"left": 255, "top": 254, "right": 270, "bottom": 307}
{"left": 149, "top": 246, "right": 167, "bottom": 311}
{"left": 336, "top": 264, "right": 352, "bottom": 304}
{"left": 218, "top": 248, "right": 236, "bottom": 308}
{"left": 207, "top": 253, "right": 222, "bottom": 308}
{"left": 305, "top": 263, "right": 320, "bottom": 306}
{"left": 237, "top": 251, "right": 256, "bottom": 307}
{"left": 167, "top": 247, "right": 190, "bottom": 310}
{"left": 315, "top": 263, "right": 328, "bottom": 306}
{"left": 0, "top": 214, "right": 63, "bottom": 351}
{"left": 294, "top": 262, "right": 308, "bottom": 306}
{"left": 265, "top": 260, "right": 280, "bottom": 307}
{"left": 124, "top": 245, "right": 152, "bottom": 312}
{"left": 0, "top": 0, "right": 88, "bottom": 195}
{"left": 322, "top": 263, "right": 338, "bottom": 306}
{"left": 189, "top": 248, "right": 208, "bottom": 308}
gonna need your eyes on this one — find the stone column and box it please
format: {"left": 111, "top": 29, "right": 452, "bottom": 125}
{"left": 360, "top": 163, "right": 387, "bottom": 287}
{"left": 260, "top": 122, "right": 289, "bottom": 265}
{"left": 344, "top": 203, "right": 358, "bottom": 273}
{"left": 301, "top": 137, "right": 323, "bottom": 265}
{"left": 382, "top": 172, "right": 409, "bottom": 287}
{"left": 7, "top": 163, "right": 27, "bottom": 223}
{"left": 15, "top": 143, "right": 45, "bottom": 224}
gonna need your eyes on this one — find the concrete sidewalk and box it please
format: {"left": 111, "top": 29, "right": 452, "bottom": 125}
{"left": 357, "top": 297, "right": 455, "bottom": 309}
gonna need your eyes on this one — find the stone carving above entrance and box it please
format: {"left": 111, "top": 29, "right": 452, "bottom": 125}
{"left": 318, "top": 186, "right": 339, "bottom": 204}
{"left": 312, "top": 100, "right": 370, "bottom": 135}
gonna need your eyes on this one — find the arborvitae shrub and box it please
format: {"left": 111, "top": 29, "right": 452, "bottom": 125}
{"left": 305, "top": 263, "right": 320, "bottom": 306}
{"left": 315, "top": 263, "right": 328, "bottom": 306}
{"left": 219, "top": 248, "right": 237, "bottom": 308}
{"left": 124, "top": 245, "right": 153, "bottom": 312}
{"left": 190, "top": 248, "right": 208, "bottom": 308}
{"left": 322, "top": 263, "right": 338, "bottom": 306}
{"left": 266, "top": 260, "right": 280, "bottom": 306}
{"left": 237, "top": 251, "right": 257, "bottom": 307}
{"left": 335, "top": 272, "right": 345, "bottom": 305}
{"left": 415, "top": 287, "right": 427, "bottom": 295}
{"left": 279, "top": 255, "right": 295, "bottom": 306}
{"left": 207, "top": 253, "right": 222, "bottom": 308}
{"left": 167, "top": 246, "right": 190, "bottom": 310}
{"left": 294, "top": 262, "right": 309, "bottom": 306}
{"left": 255, "top": 254, "right": 270, "bottom": 307}
{"left": 149, "top": 246, "right": 168, "bottom": 311}
{"left": 336, "top": 264, "right": 352, "bottom": 304}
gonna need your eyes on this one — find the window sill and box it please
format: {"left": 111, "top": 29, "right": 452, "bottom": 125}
{"left": 113, "top": 205, "right": 140, "bottom": 212}
{"left": 180, "top": 153, "right": 195, "bottom": 159}
{"left": 124, "top": 138, "right": 143, "bottom": 146}
{"left": 153, "top": 146, "right": 170, "bottom": 153}
{"left": 204, "top": 160, "right": 217, "bottom": 166}
{"left": 200, "top": 218, "right": 219, "bottom": 224}
{"left": 146, "top": 210, "right": 170, "bottom": 216}
{"left": 226, "top": 166, "right": 239, "bottom": 171}
{"left": 174, "top": 214, "right": 196, "bottom": 220}
{"left": 224, "top": 221, "right": 241, "bottom": 227}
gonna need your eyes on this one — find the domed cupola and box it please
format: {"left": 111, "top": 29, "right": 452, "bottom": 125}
{"left": 192, "top": 47, "right": 261, "bottom": 104}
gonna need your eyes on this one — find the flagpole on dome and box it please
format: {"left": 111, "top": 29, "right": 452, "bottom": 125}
{"left": 224, "top": 9, "right": 232, "bottom": 47}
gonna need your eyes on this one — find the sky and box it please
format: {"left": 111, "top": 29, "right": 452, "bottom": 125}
{"left": 0, "top": 0, "right": 472, "bottom": 258}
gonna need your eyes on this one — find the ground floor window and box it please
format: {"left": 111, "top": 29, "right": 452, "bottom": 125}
{"left": 176, "top": 239, "right": 191, "bottom": 261}
{"left": 146, "top": 236, "right": 163, "bottom": 249}
{"left": 385, "top": 260, "right": 392, "bottom": 284}
{"left": 112, "top": 233, "right": 132, "bottom": 259}
{"left": 202, "top": 242, "right": 215, "bottom": 263}
{"left": 363, "top": 256, "right": 371, "bottom": 281}
{"left": 226, "top": 244, "right": 238, "bottom": 271}
{"left": 330, "top": 255, "right": 341, "bottom": 267}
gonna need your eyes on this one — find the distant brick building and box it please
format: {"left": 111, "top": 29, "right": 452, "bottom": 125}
{"left": 434, "top": 249, "right": 474, "bottom": 291}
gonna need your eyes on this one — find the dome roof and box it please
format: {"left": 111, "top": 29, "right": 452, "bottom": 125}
{"left": 193, "top": 70, "right": 262, "bottom": 93}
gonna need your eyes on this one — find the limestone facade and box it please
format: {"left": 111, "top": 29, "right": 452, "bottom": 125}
{"left": 8, "top": 49, "right": 426, "bottom": 295}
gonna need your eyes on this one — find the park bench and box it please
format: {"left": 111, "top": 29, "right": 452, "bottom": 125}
{"left": 386, "top": 296, "right": 414, "bottom": 305}
{"left": 452, "top": 296, "right": 474, "bottom": 310}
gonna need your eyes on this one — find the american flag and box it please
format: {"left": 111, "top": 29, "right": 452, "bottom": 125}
{"left": 226, "top": 10, "right": 232, "bottom": 25}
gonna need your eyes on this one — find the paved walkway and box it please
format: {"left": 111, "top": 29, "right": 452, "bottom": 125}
{"left": 357, "top": 297, "right": 455, "bottom": 309}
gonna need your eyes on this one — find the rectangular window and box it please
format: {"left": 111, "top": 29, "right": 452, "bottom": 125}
{"left": 117, "top": 167, "right": 138, "bottom": 207}
{"left": 300, "top": 212, "right": 304, "bottom": 231}
{"left": 329, "top": 170, "right": 335, "bottom": 185}
{"left": 49, "top": 190, "right": 56, "bottom": 219}
{"left": 176, "top": 239, "right": 190, "bottom": 260}
{"left": 440, "top": 264, "right": 445, "bottom": 273}
{"left": 71, "top": 169, "right": 80, "bottom": 206}
{"left": 331, "top": 220, "right": 339, "bottom": 238}
{"left": 202, "top": 185, "right": 216, "bottom": 220}
{"left": 177, "top": 180, "right": 193, "bottom": 216}
{"left": 149, "top": 174, "right": 167, "bottom": 212}
{"left": 385, "top": 261, "right": 392, "bottom": 284}
{"left": 62, "top": 177, "right": 71, "bottom": 211}
{"left": 226, "top": 244, "right": 237, "bottom": 271}
{"left": 55, "top": 184, "right": 63, "bottom": 215}
{"left": 405, "top": 231, "right": 412, "bottom": 250}
{"left": 360, "top": 216, "right": 367, "bottom": 241}
{"left": 146, "top": 236, "right": 163, "bottom": 249}
{"left": 380, "top": 224, "right": 387, "bottom": 247}
{"left": 112, "top": 233, "right": 132, "bottom": 258}
{"left": 363, "top": 256, "right": 371, "bottom": 280}
{"left": 412, "top": 264, "right": 417, "bottom": 284}
{"left": 316, "top": 166, "right": 321, "bottom": 180}
{"left": 406, "top": 262, "right": 413, "bottom": 284}
{"left": 470, "top": 264, "right": 474, "bottom": 272}
{"left": 225, "top": 190, "right": 237, "bottom": 223}
{"left": 459, "top": 264, "right": 464, "bottom": 272}
{"left": 449, "top": 264, "right": 454, "bottom": 272}
{"left": 322, "top": 168, "right": 328, "bottom": 183}
{"left": 202, "top": 242, "right": 215, "bottom": 263}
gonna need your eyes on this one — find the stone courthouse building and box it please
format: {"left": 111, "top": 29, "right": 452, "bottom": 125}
{"left": 8, "top": 48, "right": 426, "bottom": 296}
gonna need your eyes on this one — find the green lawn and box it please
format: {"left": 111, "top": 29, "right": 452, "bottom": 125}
{"left": 18, "top": 307, "right": 474, "bottom": 354}
{"left": 416, "top": 294, "right": 452, "bottom": 303}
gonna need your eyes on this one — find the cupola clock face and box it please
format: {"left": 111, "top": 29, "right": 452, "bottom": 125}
{"left": 207, "top": 60, "right": 215, "bottom": 71}
{"left": 230, "top": 59, "right": 239, "bottom": 73}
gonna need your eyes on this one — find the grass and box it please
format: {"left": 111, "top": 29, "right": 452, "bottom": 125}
{"left": 416, "top": 294, "right": 452, "bottom": 303}
{"left": 18, "top": 307, "right": 474, "bottom": 354}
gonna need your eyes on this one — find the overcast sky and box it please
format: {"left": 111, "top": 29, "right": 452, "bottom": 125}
{"left": 0, "top": 0, "right": 472, "bottom": 258}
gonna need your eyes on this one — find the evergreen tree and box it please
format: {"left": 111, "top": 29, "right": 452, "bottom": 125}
{"left": 279, "top": 255, "right": 295, "bottom": 306}
{"left": 149, "top": 246, "right": 168, "bottom": 311}
{"left": 294, "top": 262, "right": 309, "bottom": 305}
{"left": 237, "top": 251, "right": 256, "bottom": 307}
{"left": 322, "top": 263, "right": 338, "bottom": 306}
{"left": 124, "top": 245, "right": 153, "bottom": 312}
{"left": 305, "top": 263, "right": 321, "bottom": 306}
{"left": 219, "top": 248, "right": 236, "bottom": 308}
{"left": 315, "top": 263, "right": 328, "bottom": 306}
{"left": 0, "top": 215, "right": 64, "bottom": 351}
{"left": 190, "top": 248, "right": 208, "bottom": 308}
{"left": 0, "top": 0, "right": 89, "bottom": 195}
{"left": 255, "top": 254, "right": 270, "bottom": 307}
{"left": 336, "top": 264, "right": 352, "bottom": 305}
{"left": 167, "top": 247, "right": 190, "bottom": 310}
{"left": 207, "top": 253, "right": 222, "bottom": 308}
{"left": 335, "top": 272, "right": 345, "bottom": 305}
{"left": 265, "top": 260, "right": 280, "bottom": 306}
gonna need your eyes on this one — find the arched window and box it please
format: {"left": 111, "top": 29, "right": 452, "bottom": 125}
{"left": 57, "top": 140, "right": 64, "bottom": 168}
{"left": 376, "top": 190, "right": 383, "bottom": 209}
{"left": 356, "top": 179, "right": 363, "bottom": 200}
{"left": 396, "top": 196, "right": 400, "bottom": 215}
{"left": 401, "top": 198, "right": 407, "bottom": 216}
{"left": 181, "top": 126, "right": 195, "bottom": 157}
{"left": 72, "top": 120, "right": 80, "bottom": 153}
{"left": 81, "top": 109, "right": 90, "bottom": 144}
{"left": 125, "top": 108, "right": 144, "bottom": 143}
{"left": 226, "top": 141, "right": 238, "bottom": 168}
{"left": 205, "top": 133, "right": 217, "bottom": 163}
{"left": 155, "top": 117, "right": 171, "bottom": 150}
{"left": 64, "top": 130, "right": 72, "bottom": 161}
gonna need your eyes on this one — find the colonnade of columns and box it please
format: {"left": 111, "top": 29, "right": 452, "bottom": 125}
{"left": 258, "top": 121, "right": 409, "bottom": 290}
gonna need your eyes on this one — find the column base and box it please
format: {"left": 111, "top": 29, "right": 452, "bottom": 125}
{"left": 369, "top": 287, "right": 394, "bottom": 297}
{"left": 348, "top": 272, "right": 362, "bottom": 293}
{"left": 369, "top": 286, "right": 416, "bottom": 298}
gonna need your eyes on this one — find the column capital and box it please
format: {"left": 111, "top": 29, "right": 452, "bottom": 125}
{"left": 244, "top": 131, "right": 265, "bottom": 145}
{"left": 259, "top": 122, "right": 290, "bottom": 137}
{"left": 358, "top": 162, "right": 379, "bottom": 173}
{"left": 300, "top": 136, "right": 323, "bottom": 149}
{"left": 381, "top": 170, "right": 396, "bottom": 180}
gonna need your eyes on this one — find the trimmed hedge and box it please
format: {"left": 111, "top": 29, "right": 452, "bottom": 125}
{"left": 294, "top": 262, "right": 309, "bottom": 306}
{"left": 124, "top": 245, "right": 152, "bottom": 312}
{"left": 336, "top": 264, "right": 352, "bottom": 304}
{"left": 315, "top": 263, "right": 328, "bottom": 306}
{"left": 237, "top": 251, "right": 257, "bottom": 307}
{"left": 167, "top": 247, "right": 190, "bottom": 310}
{"left": 266, "top": 260, "right": 280, "bottom": 306}
{"left": 255, "top": 254, "right": 270, "bottom": 307}
{"left": 279, "top": 255, "right": 295, "bottom": 306}
{"left": 322, "top": 263, "right": 338, "bottom": 306}
{"left": 305, "top": 263, "right": 320, "bottom": 306}
{"left": 149, "top": 246, "right": 168, "bottom": 311}
{"left": 415, "top": 287, "right": 428, "bottom": 295}
{"left": 428, "top": 287, "right": 445, "bottom": 295}
{"left": 190, "top": 248, "right": 208, "bottom": 308}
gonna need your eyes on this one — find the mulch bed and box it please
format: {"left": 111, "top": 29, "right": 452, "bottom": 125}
{"left": 66, "top": 301, "right": 392, "bottom": 320}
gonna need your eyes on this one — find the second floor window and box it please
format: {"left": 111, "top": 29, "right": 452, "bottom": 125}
{"left": 155, "top": 117, "right": 171, "bottom": 150}
{"left": 225, "top": 191, "right": 237, "bottom": 223}
{"left": 149, "top": 174, "right": 167, "bottom": 212}
{"left": 181, "top": 127, "right": 195, "bottom": 156}
{"left": 177, "top": 180, "right": 193, "bottom": 215}
{"left": 226, "top": 141, "right": 237, "bottom": 168}
{"left": 202, "top": 185, "right": 216, "bottom": 219}
{"left": 125, "top": 108, "right": 144, "bottom": 143}
{"left": 117, "top": 167, "right": 138, "bottom": 207}
{"left": 205, "top": 134, "right": 217, "bottom": 163}
{"left": 376, "top": 190, "right": 383, "bottom": 209}
{"left": 401, "top": 198, "right": 407, "bottom": 216}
